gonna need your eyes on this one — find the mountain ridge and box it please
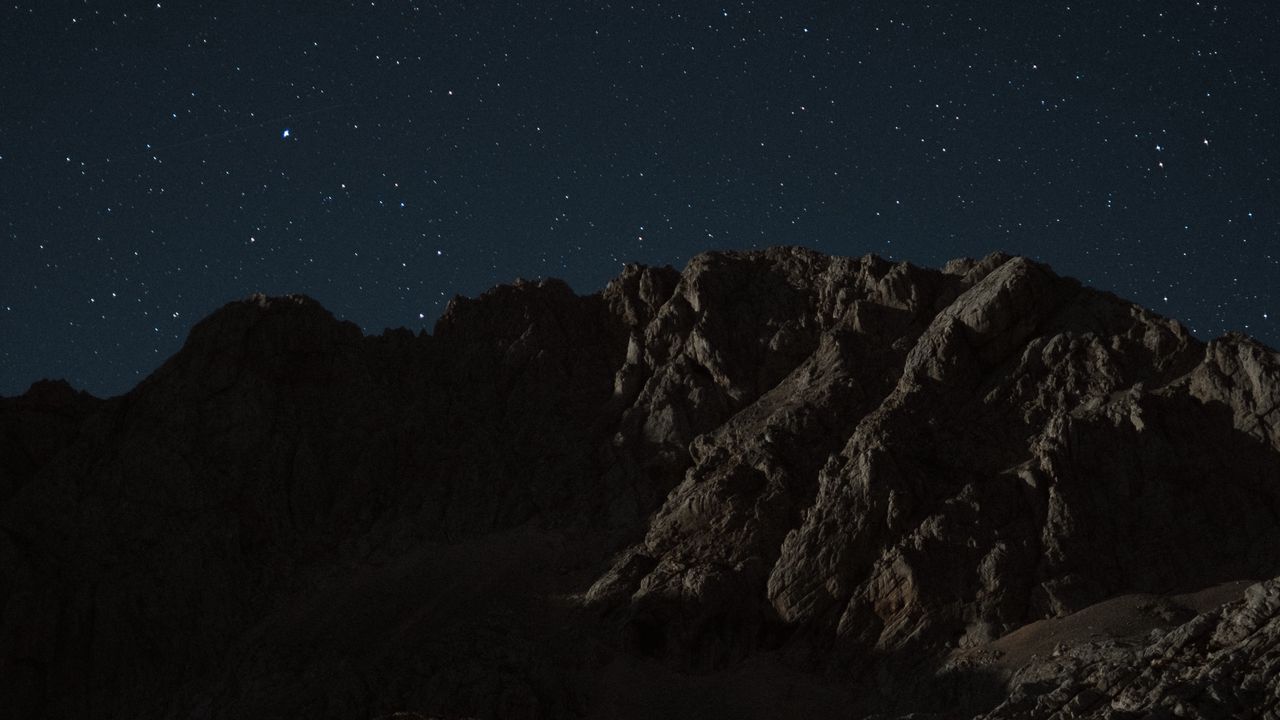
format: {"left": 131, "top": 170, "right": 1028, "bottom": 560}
{"left": 3, "top": 246, "right": 1279, "bottom": 719}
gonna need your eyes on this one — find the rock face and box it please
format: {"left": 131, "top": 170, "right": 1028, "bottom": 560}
{"left": 975, "top": 577, "right": 1280, "bottom": 718}
{"left": 2, "top": 247, "right": 1279, "bottom": 719}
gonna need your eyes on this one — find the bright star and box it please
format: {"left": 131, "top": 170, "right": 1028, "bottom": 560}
{"left": 282, "top": 128, "right": 291, "bottom": 139}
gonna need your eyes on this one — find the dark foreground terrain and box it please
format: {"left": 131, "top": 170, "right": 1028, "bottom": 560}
{"left": 4, "top": 247, "right": 1280, "bottom": 719}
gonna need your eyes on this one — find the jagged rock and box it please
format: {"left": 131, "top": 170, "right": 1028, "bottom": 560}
{"left": 2, "top": 247, "right": 1279, "bottom": 719}
{"left": 975, "top": 577, "right": 1280, "bottom": 718}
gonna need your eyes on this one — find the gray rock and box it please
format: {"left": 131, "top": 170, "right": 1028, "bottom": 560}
{"left": 977, "top": 577, "right": 1280, "bottom": 718}
{"left": 3, "top": 247, "right": 1280, "bottom": 719}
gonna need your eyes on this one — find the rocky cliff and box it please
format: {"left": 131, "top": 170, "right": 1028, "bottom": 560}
{"left": 3, "top": 247, "right": 1279, "bottom": 719}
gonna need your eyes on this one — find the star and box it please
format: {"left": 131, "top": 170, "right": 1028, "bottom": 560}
{"left": 2, "top": 0, "right": 1278, "bottom": 397}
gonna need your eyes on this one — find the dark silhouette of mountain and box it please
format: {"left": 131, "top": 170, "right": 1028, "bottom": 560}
{"left": 3, "top": 248, "right": 1279, "bottom": 719}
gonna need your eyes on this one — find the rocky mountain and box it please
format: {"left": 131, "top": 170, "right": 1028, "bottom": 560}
{"left": 3, "top": 247, "right": 1279, "bottom": 719}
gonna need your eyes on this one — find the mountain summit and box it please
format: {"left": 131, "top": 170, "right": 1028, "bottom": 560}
{"left": 4, "top": 247, "right": 1279, "bottom": 719}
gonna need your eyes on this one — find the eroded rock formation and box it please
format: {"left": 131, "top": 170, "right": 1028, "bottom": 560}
{"left": 3, "top": 247, "right": 1278, "bottom": 719}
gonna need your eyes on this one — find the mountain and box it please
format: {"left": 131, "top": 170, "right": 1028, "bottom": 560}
{"left": 3, "top": 247, "right": 1279, "bottom": 719}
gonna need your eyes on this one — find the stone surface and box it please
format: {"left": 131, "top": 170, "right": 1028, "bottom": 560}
{"left": 2, "top": 247, "right": 1279, "bottom": 719}
{"left": 974, "top": 577, "right": 1280, "bottom": 719}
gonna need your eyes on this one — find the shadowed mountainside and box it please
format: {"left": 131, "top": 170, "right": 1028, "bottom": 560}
{"left": 3, "top": 247, "right": 1280, "bottom": 719}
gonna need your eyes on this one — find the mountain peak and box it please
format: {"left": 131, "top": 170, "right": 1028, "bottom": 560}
{"left": 4, "top": 247, "right": 1279, "bottom": 718}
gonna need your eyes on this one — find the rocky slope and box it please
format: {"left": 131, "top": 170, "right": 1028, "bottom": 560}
{"left": 2, "top": 247, "right": 1279, "bottom": 719}
{"left": 971, "top": 577, "right": 1280, "bottom": 718}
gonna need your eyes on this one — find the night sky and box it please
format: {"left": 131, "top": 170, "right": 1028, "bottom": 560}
{"left": 2, "top": 2, "right": 1277, "bottom": 397}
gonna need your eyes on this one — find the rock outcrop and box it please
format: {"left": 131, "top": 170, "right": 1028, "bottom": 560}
{"left": 975, "top": 577, "right": 1280, "bottom": 718}
{"left": 2, "top": 247, "right": 1279, "bottom": 719}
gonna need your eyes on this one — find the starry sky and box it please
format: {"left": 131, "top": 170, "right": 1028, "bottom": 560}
{"left": 2, "top": 1, "right": 1277, "bottom": 397}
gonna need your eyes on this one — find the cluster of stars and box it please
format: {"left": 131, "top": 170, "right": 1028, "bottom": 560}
{"left": 0, "top": 1, "right": 1276, "bottom": 396}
